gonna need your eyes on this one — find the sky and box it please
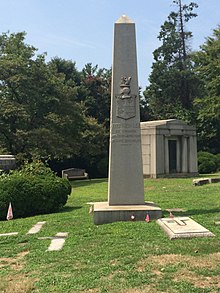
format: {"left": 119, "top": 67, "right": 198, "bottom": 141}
{"left": 1, "top": 0, "right": 220, "bottom": 90}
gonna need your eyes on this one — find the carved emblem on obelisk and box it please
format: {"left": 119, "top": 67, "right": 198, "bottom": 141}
{"left": 116, "top": 76, "right": 136, "bottom": 120}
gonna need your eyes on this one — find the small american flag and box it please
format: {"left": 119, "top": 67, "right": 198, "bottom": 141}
{"left": 145, "top": 214, "right": 150, "bottom": 222}
{"left": 6, "top": 202, "right": 13, "bottom": 220}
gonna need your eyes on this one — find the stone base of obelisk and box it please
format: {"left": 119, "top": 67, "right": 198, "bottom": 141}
{"left": 93, "top": 202, "right": 162, "bottom": 225}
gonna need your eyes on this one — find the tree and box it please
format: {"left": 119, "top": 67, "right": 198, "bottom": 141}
{"left": 143, "top": 0, "right": 199, "bottom": 120}
{"left": 49, "top": 57, "right": 82, "bottom": 87}
{"left": 49, "top": 60, "right": 111, "bottom": 128}
{"left": 0, "top": 32, "right": 111, "bottom": 177}
{"left": 193, "top": 26, "right": 220, "bottom": 153}
{"left": 0, "top": 32, "right": 85, "bottom": 161}
{"left": 80, "top": 63, "right": 111, "bottom": 128}
{"left": 47, "top": 60, "right": 111, "bottom": 173}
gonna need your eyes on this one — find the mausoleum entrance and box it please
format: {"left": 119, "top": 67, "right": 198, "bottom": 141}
{"left": 141, "top": 119, "right": 198, "bottom": 178}
{"left": 168, "top": 139, "right": 177, "bottom": 173}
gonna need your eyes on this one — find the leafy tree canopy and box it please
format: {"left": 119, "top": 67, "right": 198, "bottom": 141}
{"left": 0, "top": 32, "right": 105, "bottom": 162}
{"left": 143, "top": 0, "right": 199, "bottom": 121}
{"left": 193, "top": 26, "right": 220, "bottom": 153}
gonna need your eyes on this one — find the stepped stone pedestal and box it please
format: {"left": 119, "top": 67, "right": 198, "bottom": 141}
{"left": 94, "top": 202, "right": 162, "bottom": 225}
{"left": 93, "top": 15, "right": 162, "bottom": 224}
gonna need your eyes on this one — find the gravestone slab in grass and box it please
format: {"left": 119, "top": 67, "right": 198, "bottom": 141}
{"left": 157, "top": 217, "right": 215, "bottom": 239}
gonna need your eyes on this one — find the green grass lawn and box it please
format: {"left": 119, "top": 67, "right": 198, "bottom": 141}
{"left": 0, "top": 174, "right": 220, "bottom": 293}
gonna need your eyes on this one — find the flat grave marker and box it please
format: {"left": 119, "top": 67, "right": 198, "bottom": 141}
{"left": 27, "top": 221, "right": 46, "bottom": 234}
{"left": 166, "top": 208, "right": 187, "bottom": 212}
{"left": 38, "top": 232, "right": 68, "bottom": 251}
{"left": 0, "top": 232, "right": 18, "bottom": 237}
{"left": 157, "top": 217, "right": 215, "bottom": 239}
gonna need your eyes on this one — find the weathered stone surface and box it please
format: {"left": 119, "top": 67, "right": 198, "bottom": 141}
{"left": 210, "top": 178, "right": 220, "bottom": 184}
{"left": 193, "top": 178, "right": 210, "bottom": 186}
{"left": 62, "top": 168, "right": 89, "bottom": 180}
{"left": 93, "top": 202, "right": 162, "bottom": 225}
{"left": 47, "top": 232, "right": 68, "bottom": 251}
{"left": 166, "top": 208, "right": 187, "bottom": 212}
{"left": 141, "top": 119, "right": 198, "bottom": 178}
{"left": 93, "top": 15, "right": 162, "bottom": 224}
{"left": 157, "top": 217, "right": 215, "bottom": 240}
{"left": 0, "top": 232, "right": 18, "bottom": 237}
{"left": 108, "top": 15, "right": 144, "bottom": 205}
{"left": 27, "top": 221, "right": 46, "bottom": 235}
{"left": 192, "top": 177, "right": 220, "bottom": 186}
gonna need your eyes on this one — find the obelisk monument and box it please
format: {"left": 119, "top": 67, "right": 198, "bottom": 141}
{"left": 108, "top": 15, "right": 144, "bottom": 205}
{"left": 93, "top": 15, "right": 162, "bottom": 224}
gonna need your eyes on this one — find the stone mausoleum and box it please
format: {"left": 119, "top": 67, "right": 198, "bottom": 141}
{"left": 140, "top": 119, "right": 198, "bottom": 178}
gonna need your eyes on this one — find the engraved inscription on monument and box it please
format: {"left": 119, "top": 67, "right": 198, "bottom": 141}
{"left": 111, "top": 123, "right": 141, "bottom": 145}
{"left": 116, "top": 76, "right": 136, "bottom": 120}
{"left": 93, "top": 15, "right": 162, "bottom": 222}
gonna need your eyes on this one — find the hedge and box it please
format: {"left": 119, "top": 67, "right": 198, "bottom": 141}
{"left": 0, "top": 162, "right": 71, "bottom": 220}
{"left": 198, "top": 151, "right": 218, "bottom": 174}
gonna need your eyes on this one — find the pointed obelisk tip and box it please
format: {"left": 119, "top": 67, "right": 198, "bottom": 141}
{"left": 116, "top": 14, "right": 134, "bottom": 24}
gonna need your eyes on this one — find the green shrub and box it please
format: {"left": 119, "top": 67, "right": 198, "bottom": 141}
{"left": 0, "top": 162, "right": 71, "bottom": 220}
{"left": 97, "top": 157, "right": 109, "bottom": 178}
{"left": 18, "top": 160, "right": 57, "bottom": 177}
{"left": 197, "top": 151, "right": 218, "bottom": 174}
{"left": 215, "top": 154, "right": 220, "bottom": 171}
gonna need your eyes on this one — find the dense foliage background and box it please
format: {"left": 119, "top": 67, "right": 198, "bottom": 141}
{"left": 0, "top": 0, "right": 219, "bottom": 176}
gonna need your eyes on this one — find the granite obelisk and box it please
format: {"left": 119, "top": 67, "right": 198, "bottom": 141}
{"left": 108, "top": 15, "right": 144, "bottom": 205}
{"left": 93, "top": 15, "right": 162, "bottom": 224}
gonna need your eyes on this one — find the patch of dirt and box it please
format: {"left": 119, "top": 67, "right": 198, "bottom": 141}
{"left": 100, "top": 273, "right": 116, "bottom": 281}
{"left": 1, "top": 273, "right": 38, "bottom": 293}
{"left": 0, "top": 250, "right": 29, "bottom": 270}
{"left": 144, "top": 186, "right": 155, "bottom": 191}
{"left": 173, "top": 268, "right": 220, "bottom": 289}
{"left": 137, "top": 252, "right": 220, "bottom": 290}
{"left": 138, "top": 252, "right": 220, "bottom": 270}
{"left": 110, "top": 259, "right": 121, "bottom": 266}
{"left": 119, "top": 285, "right": 158, "bottom": 293}
{"left": 152, "top": 269, "right": 163, "bottom": 277}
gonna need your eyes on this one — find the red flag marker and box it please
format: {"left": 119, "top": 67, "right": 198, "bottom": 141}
{"left": 6, "top": 202, "right": 13, "bottom": 220}
{"left": 145, "top": 214, "right": 150, "bottom": 222}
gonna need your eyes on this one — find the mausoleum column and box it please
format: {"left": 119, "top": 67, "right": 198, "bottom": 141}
{"left": 189, "top": 135, "right": 198, "bottom": 173}
{"left": 181, "top": 136, "right": 188, "bottom": 173}
{"left": 176, "top": 138, "right": 181, "bottom": 173}
{"left": 164, "top": 136, "right": 169, "bottom": 174}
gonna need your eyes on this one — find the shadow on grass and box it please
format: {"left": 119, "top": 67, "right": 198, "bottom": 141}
{"left": 163, "top": 208, "right": 220, "bottom": 217}
{"left": 70, "top": 178, "right": 108, "bottom": 188}
{"left": 186, "top": 208, "right": 220, "bottom": 217}
{"left": 59, "top": 206, "right": 82, "bottom": 214}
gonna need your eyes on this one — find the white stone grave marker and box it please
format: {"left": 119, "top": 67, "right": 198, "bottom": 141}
{"left": 0, "top": 232, "right": 18, "bottom": 237}
{"left": 157, "top": 217, "right": 215, "bottom": 239}
{"left": 39, "top": 232, "right": 68, "bottom": 251}
{"left": 27, "top": 221, "right": 46, "bottom": 234}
